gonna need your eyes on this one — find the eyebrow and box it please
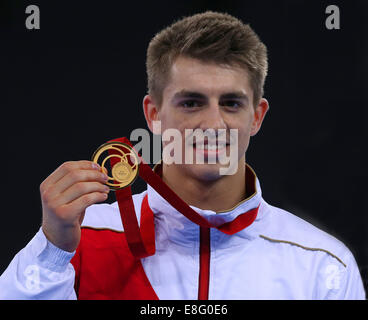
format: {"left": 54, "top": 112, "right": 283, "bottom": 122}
{"left": 220, "top": 92, "right": 249, "bottom": 103}
{"left": 171, "top": 90, "right": 249, "bottom": 103}
{"left": 171, "top": 90, "right": 207, "bottom": 101}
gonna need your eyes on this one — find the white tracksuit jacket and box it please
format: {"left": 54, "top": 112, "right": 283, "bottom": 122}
{"left": 0, "top": 164, "right": 365, "bottom": 299}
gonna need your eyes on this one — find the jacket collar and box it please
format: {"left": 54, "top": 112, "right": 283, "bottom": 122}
{"left": 146, "top": 162, "right": 263, "bottom": 243}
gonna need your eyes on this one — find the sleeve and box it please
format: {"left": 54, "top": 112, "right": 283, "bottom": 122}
{"left": 323, "top": 250, "right": 366, "bottom": 300}
{"left": 0, "top": 227, "right": 77, "bottom": 300}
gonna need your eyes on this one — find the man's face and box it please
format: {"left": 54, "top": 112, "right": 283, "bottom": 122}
{"left": 145, "top": 55, "right": 268, "bottom": 182}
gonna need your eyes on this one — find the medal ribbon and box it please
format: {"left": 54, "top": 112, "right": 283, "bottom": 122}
{"left": 106, "top": 137, "right": 259, "bottom": 259}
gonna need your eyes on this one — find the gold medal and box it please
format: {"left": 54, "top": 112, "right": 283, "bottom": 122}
{"left": 92, "top": 141, "right": 139, "bottom": 190}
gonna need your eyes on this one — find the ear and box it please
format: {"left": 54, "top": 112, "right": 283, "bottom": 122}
{"left": 143, "top": 94, "right": 160, "bottom": 134}
{"left": 250, "top": 98, "right": 269, "bottom": 136}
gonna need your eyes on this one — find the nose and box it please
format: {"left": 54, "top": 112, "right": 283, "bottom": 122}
{"left": 198, "top": 100, "right": 227, "bottom": 132}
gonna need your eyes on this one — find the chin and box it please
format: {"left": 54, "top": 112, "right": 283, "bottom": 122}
{"left": 183, "top": 163, "right": 225, "bottom": 182}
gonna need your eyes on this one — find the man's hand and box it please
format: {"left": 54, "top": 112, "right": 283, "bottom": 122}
{"left": 40, "top": 161, "right": 109, "bottom": 252}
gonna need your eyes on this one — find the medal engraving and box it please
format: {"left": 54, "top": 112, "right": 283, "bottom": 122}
{"left": 92, "top": 141, "right": 139, "bottom": 190}
{"left": 112, "top": 162, "right": 132, "bottom": 183}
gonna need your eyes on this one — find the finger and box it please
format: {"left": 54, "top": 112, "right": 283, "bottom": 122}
{"left": 41, "top": 161, "right": 101, "bottom": 192}
{"left": 102, "top": 166, "right": 108, "bottom": 175}
{"left": 53, "top": 181, "right": 110, "bottom": 207}
{"left": 50, "top": 168, "right": 109, "bottom": 199}
{"left": 61, "top": 191, "right": 108, "bottom": 216}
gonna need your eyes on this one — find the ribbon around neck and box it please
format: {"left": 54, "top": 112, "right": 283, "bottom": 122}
{"left": 102, "top": 137, "right": 258, "bottom": 259}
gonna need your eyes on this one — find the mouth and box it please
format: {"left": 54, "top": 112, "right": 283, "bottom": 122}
{"left": 191, "top": 139, "right": 230, "bottom": 157}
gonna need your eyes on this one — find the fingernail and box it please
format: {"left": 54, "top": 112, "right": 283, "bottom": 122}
{"left": 101, "top": 173, "right": 109, "bottom": 181}
{"left": 92, "top": 163, "right": 100, "bottom": 170}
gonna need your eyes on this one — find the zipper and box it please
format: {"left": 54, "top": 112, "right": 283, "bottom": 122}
{"left": 198, "top": 227, "right": 211, "bottom": 300}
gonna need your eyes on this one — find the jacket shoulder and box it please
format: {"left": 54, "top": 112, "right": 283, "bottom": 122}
{"left": 260, "top": 202, "right": 352, "bottom": 267}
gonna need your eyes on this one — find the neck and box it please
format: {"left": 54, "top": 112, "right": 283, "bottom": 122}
{"left": 161, "top": 161, "right": 246, "bottom": 212}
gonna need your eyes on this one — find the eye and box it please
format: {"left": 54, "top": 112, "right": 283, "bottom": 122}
{"left": 178, "top": 100, "right": 203, "bottom": 108}
{"left": 221, "top": 100, "right": 243, "bottom": 109}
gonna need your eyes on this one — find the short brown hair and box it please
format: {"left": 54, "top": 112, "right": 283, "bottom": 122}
{"left": 146, "top": 11, "right": 268, "bottom": 107}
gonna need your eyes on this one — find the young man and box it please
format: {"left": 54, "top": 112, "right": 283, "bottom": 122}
{"left": 0, "top": 11, "right": 365, "bottom": 299}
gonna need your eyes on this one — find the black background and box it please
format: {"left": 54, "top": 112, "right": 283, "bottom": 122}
{"left": 1, "top": 0, "right": 367, "bottom": 295}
